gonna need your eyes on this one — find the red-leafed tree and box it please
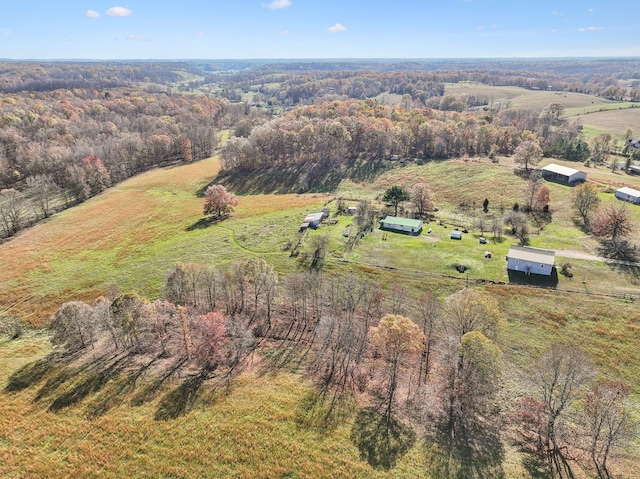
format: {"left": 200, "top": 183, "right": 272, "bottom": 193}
{"left": 203, "top": 185, "right": 239, "bottom": 218}
{"left": 591, "top": 203, "right": 633, "bottom": 241}
{"left": 191, "top": 311, "right": 228, "bottom": 370}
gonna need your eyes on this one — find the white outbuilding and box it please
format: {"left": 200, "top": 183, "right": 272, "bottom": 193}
{"left": 541, "top": 163, "right": 587, "bottom": 185}
{"left": 506, "top": 245, "right": 555, "bottom": 276}
{"left": 615, "top": 186, "right": 640, "bottom": 204}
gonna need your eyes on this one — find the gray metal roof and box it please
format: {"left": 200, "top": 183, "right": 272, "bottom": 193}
{"left": 507, "top": 245, "right": 555, "bottom": 265}
{"left": 542, "top": 163, "right": 584, "bottom": 178}
{"left": 616, "top": 186, "right": 640, "bottom": 198}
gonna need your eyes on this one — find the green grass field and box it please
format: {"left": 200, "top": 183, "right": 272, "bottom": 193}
{"left": 2, "top": 151, "right": 640, "bottom": 478}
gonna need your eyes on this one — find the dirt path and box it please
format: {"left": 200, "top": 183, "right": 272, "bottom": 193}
{"left": 554, "top": 249, "right": 640, "bottom": 267}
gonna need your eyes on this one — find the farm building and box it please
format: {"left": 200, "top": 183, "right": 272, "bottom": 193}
{"left": 628, "top": 165, "right": 640, "bottom": 175}
{"left": 380, "top": 216, "right": 423, "bottom": 235}
{"left": 450, "top": 230, "right": 462, "bottom": 240}
{"left": 541, "top": 163, "right": 587, "bottom": 185}
{"left": 615, "top": 187, "right": 640, "bottom": 204}
{"left": 506, "top": 246, "right": 555, "bottom": 276}
{"left": 300, "top": 212, "right": 324, "bottom": 230}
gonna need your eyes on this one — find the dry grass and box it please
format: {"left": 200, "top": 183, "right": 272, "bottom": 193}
{"left": 0, "top": 157, "right": 324, "bottom": 325}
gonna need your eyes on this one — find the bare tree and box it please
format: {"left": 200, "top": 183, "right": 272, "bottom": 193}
{"left": 26, "top": 174, "right": 60, "bottom": 219}
{"left": 49, "top": 301, "right": 96, "bottom": 351}
{"left": 0, "top": 189, "right": 27, "bottom": 237}
{"left": 591, "top": 203, "right": 633, "bottom": 241}
{"left": 533, "top": 344, "right": 595, "bottom": 478}
{"left": 581, "top": 380, "right": 637, "bottom": 479}
{"left": 411, "top": 182, "right": 435, "bottom": 217}
{"left": 415, "top": 291, "right": 440, "bottom": 387}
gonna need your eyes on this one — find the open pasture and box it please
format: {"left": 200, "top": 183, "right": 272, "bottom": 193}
{"left": 567, "top": 106, "right": 640, "bottom": 139}
{"left": 0, "top": 157, "right": 325, "bottom": 325}
{"left": 445, "top": 82, "right": 636, "bottom": 116}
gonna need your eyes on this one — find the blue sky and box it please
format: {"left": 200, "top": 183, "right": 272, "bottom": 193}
{"left": 1, "top": 1, "right": 639, "bottom": 59}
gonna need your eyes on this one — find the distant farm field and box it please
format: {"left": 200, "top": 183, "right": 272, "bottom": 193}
{"left": 445, "top": 83, "right": 637, "bottom": 117}
{"left": 567, "top": 106, "right": 640, "bottom": 138}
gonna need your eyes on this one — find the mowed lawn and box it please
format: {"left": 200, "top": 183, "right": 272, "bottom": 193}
{"left": 327, "top": 159, "right": 640, "bottom": 296}
{"left": 0, "top": 157, "right": 327, "bottom": 325}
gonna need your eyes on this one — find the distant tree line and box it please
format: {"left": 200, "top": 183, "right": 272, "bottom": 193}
{"left": 0, "top": 61, "right": 196, "bottom": 93}
{"left": 219, "top": 99, "right": 586, "bottom": 176}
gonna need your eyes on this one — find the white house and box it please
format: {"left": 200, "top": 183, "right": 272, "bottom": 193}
{"left": 615, "top": 186, "right": 640, "bottom": 204}
{"left": 541, "top": 163, "right": 587, "bottom": 185}
{"left": 450, "top": 230, "right": 462, "bottom": 240}
{"left": 380, "top": 216, "right": 423, "bottom": 235}
{"left": 506, "top": 246, "right": 555, "bottom": 276}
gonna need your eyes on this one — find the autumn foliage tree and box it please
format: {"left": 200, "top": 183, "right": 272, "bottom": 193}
{"left": 369, "top": 314, "right": 425, "bottom": 418}
{"left": 191, "top": 311, "right": 229, "bottom": 371}
{"left": 572, "top": 182, "right": 600, "bottom": 228}
{"left": 203, "top": 185, "right": 239, "bottom": 218}
{"left": 513, "top": 139, "right": 543, "bottom": 171}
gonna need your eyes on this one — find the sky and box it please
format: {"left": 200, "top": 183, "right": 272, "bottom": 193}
{"left": 1, "top": 1, "right": 639, "bottom": 60}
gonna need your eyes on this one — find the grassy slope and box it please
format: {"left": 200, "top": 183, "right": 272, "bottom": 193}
{"left": 0, "top": 335, "right": 432, "bottom": 479}
{"left": 2, "top": 153, "right": 640, "bottom": 478}
{"left": 0, "top": 157, "right": 327, "bottom": 325}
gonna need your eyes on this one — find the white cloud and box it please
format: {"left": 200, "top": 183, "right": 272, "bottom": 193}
{"left": 127, "top": 34, "right": 150, "bottom": 41}
{"left": 551, "top": 28, "right": 560, "bottom": 33}
{"left": 0, "top": 28, "right": 11, "bottom": 36}
{"left": 327, "top": 23, "right": 346, "bottom": 34}
{"left": 193, "top": 31, "right": 205, "bottom": 37}
{"left": 85, "top": 10, "right": 100, "bottom": 19}
{"left": 579, "top": 26, "right": 604, "bottom": 31}
{"left": 264, "top": 0, "right": 291, "bottom": 9}
{"left": 106, "top": 7, "right": 133, "bottom": 17}
{"left": 588, "top": 8, "right": 595, "bottom": 12}
{"left": 278, "top": 29, "right": 290, "bottom": 36}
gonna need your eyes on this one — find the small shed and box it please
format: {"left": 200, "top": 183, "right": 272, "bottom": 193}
{"left": 615, "top": 186, "right": 640, "bottom": 204}
{"left": 450, "top": 230, "right": 462, "bottom": 240}
{"left": 380, "top": 216, "right": 423, "bottom": 235}
{"left": 506, "top": 245, "right": 555, "bottom": 276}
{"left": 542, "top": 163, "right": 587, "bottom": 185}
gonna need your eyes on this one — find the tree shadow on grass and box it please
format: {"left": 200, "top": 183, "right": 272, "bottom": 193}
{"left": 185, "top": 215, "right": 226, "bottom": 231}
{"left": 351, "top": 408, "right": 416, "bottom": 471}
{"left": 85, "top": 356, "right": 159, "bottom": 419}
{"left": 511, "top": 435, "right": 551, "bottom": 479}
{"left": 3, "top": 352, "right": 72, "bottom": 393}
{"left": 48, "top": 353, "right": 133, "bottom": 413}
{"left": 428, "top": 415, "right": 505, "bottom": 479}
{"left": 154, "top": 370, "right": 208, "bottom": 421}
{"left": 130, "top": 357, "right": 188, "bottom": 407}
